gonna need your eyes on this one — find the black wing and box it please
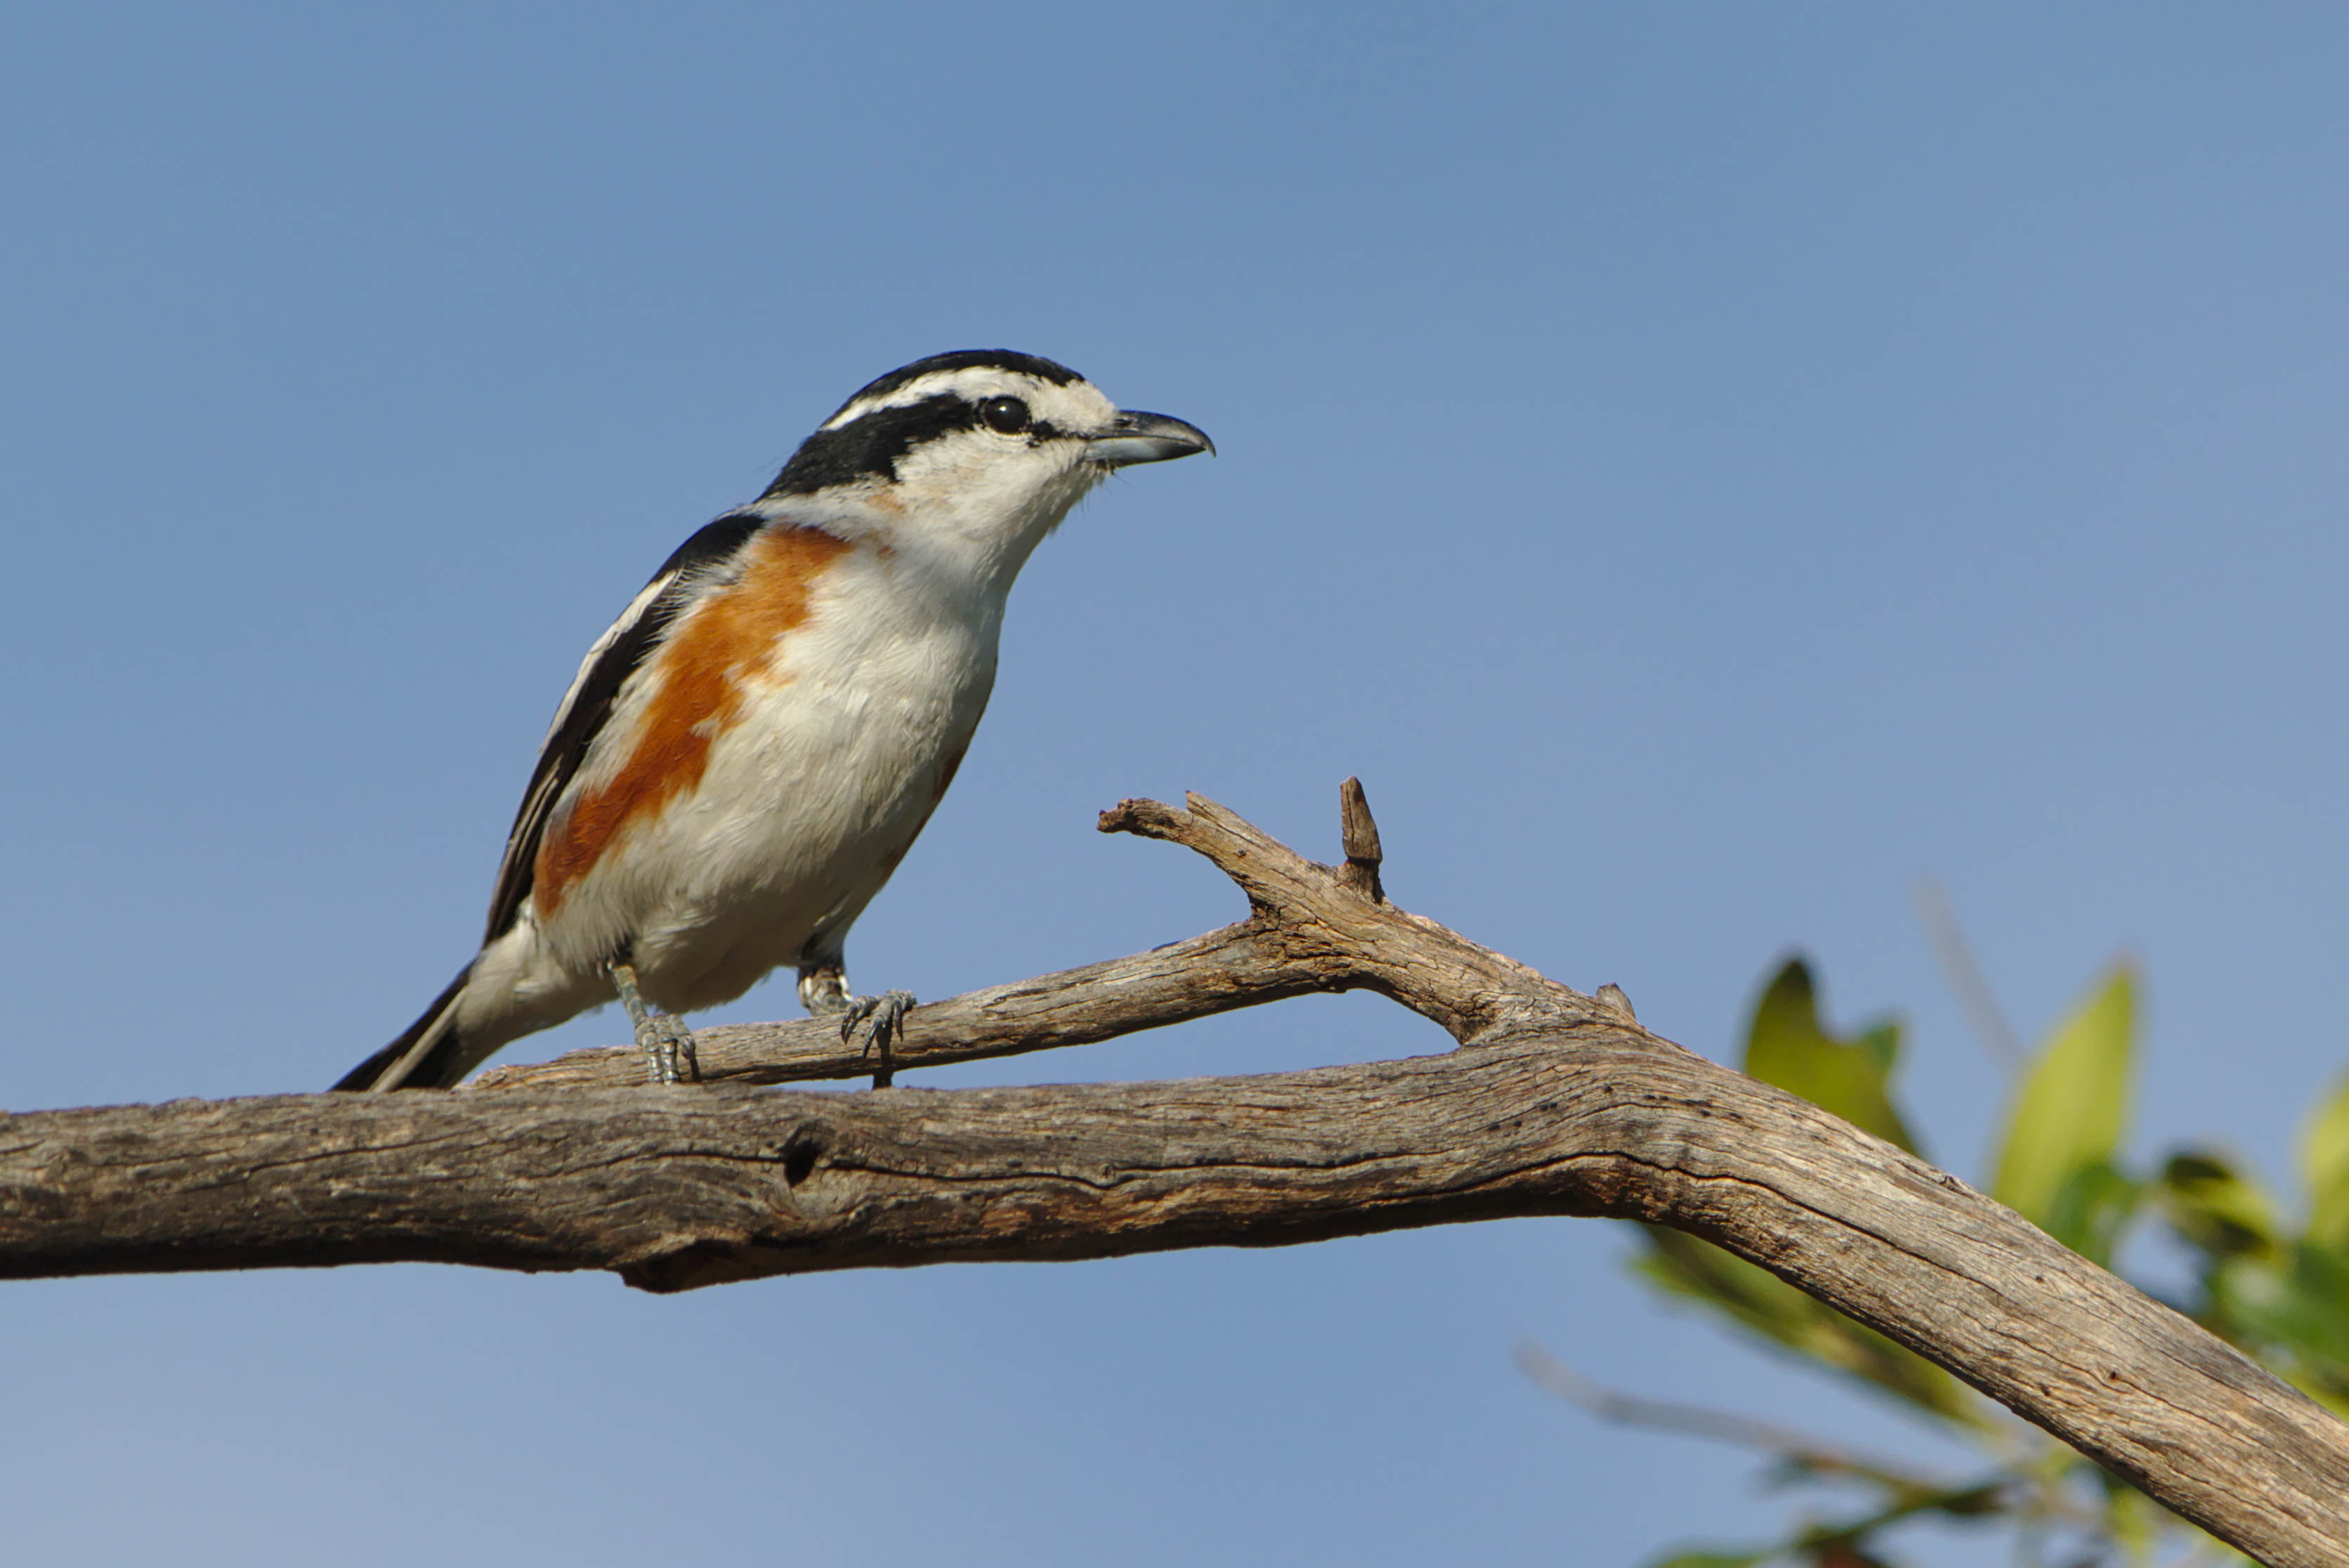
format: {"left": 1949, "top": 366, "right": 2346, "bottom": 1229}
{"left": 478, "top": 512, "right": 767, "bottom": 944}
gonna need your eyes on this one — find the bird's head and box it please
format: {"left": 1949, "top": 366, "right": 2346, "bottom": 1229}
{"left": 762, "top": 351, "right": 1212, "bottom": 570}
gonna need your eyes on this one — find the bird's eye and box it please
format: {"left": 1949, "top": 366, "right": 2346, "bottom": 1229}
{"left": 979, "top": 396, "right": 1030, "bottom": 435}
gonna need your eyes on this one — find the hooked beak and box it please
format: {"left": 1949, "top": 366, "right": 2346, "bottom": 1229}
{"left": 1085, "top": 410, "right": 1216, "bottom": 468}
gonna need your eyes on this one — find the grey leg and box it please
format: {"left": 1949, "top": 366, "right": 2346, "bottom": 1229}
{"left": 608, "top": 960, "right": 698, "bottom": 1085}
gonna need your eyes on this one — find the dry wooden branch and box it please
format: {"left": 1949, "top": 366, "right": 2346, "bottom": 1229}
{"left": 1, "top": 782, "right": 2343, "bottom": 1563}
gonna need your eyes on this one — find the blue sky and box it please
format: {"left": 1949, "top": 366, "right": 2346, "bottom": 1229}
{"left": 4, "top": 5, "right": 2345, "bottom": 1563}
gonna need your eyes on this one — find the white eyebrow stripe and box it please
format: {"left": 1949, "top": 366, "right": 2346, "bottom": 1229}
{"left": 823, "top": 369, "right": 1055, "bottom": 430}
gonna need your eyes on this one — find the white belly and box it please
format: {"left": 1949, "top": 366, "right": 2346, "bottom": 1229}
{"left": 610, "top": 605, "right": 991, "bottom": 1010}
{"left": 463, "top": 562, "right": 1000, "bottom": 1043}
{"left": 632, "top": 625, "right": 990, "bottom": 1009}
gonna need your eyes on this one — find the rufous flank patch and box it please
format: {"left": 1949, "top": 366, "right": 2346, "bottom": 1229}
{"left": 532, "top": 525, "right": 852, "bottom": 917}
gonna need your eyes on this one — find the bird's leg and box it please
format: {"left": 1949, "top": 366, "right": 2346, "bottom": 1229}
{"left": 608, "top": 960, "right": 698, "bottom": 1086}
{"left": 798, "top": 961, "right": 915, "bottom": 1090}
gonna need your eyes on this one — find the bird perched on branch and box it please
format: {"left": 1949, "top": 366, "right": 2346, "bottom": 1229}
{"left": 336, "top": 350, "right": 1213, "bottom": 1092}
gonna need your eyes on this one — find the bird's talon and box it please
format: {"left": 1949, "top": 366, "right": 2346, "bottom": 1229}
{"left": 836, "top": 990, "right": 915, "bottom": 1087}
{"left": 839, "top": 989, "right": 916, "bottom": 1052}
{"left": 611, "top": 959, "right": 700, "bottom": 1086}
{"left": 648, "top": 1014, "right": 700, "bottom": 1085}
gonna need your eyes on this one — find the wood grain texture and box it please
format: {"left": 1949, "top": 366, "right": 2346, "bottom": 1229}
{"left": 1, "top": 786, "right": 2342, "bottom": 1562}
{"left": 465, "top": 922, "right": 1330, "bottom": 1091}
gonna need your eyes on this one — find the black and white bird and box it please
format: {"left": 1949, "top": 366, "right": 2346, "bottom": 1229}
{"left": 335, "top": 350, "right": 1212, "bottom": 1092}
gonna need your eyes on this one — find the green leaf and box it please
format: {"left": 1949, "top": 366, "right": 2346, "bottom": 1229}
{"left": 2151, "top": 1149, "right": 2280, "bottom": 1265}
{"left": 1741, "top": 958, "right": 1919, "bottom": 1155}
{"left": 2298, "top": 1072, "right": 2349, "bottom": 1252}
{"left": 1637, "top": 1227, "right": 1981, "bottom": 1425}
{"left": 2041, "top": 1158, "right": 2142, "bottom": 1269}
{"left": 2218, "top": 1241, "right": 2349, "bottom": 1371}
{"left": 1990, "top": 963, "right": 2135, "bottom": 1239}
{"left": 1646, "top": 1552, "right": 1770, "bottom": 1568}
{"left": 2095, "top": 1465, "right": 2160, "bottom": 1556}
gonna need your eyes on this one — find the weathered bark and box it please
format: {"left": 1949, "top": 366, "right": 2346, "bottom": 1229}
{"left": 1, "top": 783, "right": 2343, "bottom": 1562}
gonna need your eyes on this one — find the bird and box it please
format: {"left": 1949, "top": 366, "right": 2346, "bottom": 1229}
{"left": 334, "top": 349, "right": 1213, "bottom": 1092}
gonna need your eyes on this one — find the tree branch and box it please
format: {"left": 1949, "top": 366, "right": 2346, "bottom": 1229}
{"left": 1512, "top": 1342, "right": 1958, "bottom": 1488}
{"left": 1, "top": 780, "right": 2343, "bottom": 1563}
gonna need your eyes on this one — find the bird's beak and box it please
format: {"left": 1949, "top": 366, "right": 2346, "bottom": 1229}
{"left": 1085, "top": 410, "right": 1216, "bottom": 467}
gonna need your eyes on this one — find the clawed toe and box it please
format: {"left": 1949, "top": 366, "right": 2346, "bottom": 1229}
{"left": 610, "top": 960, "right": 699, "bottom": 1086}
{"left": 647, "top": 1012, "right": 699, "bottom": 1085}
{"left": 839, "top": 989, "right": 917, "bottom": 1087}
{"left": 839, "top": 988, "right": 916, "bottom": 1050}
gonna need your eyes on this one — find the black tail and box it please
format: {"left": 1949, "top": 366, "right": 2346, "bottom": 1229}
{"left": 334, "top": 966, "right": 473, "bottom": 1091}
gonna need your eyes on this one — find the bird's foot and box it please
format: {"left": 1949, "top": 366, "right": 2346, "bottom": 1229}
{"left": 642, "top": 1012, "right": 699, "bottom": 1086}
{"left": 608, "top": 960, "right": 700, "bottom": 1086}
{"left": 839, "top": 990, "right": 916, "bottom": 1088}
{"left": 797, "top": 962, "right": 911, "bottom": 1089}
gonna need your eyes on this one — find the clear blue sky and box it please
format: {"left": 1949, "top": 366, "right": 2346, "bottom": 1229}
{"left": 5, "top": 6, "right": 2345, "bottom": 1564}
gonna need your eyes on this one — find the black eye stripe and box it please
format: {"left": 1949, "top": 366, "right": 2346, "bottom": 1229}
{"left": 767, "top": 394, "right": 970, "bottom": 495}
{"left": 764, "top": 393, "right": 1072, "bottom": 497}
